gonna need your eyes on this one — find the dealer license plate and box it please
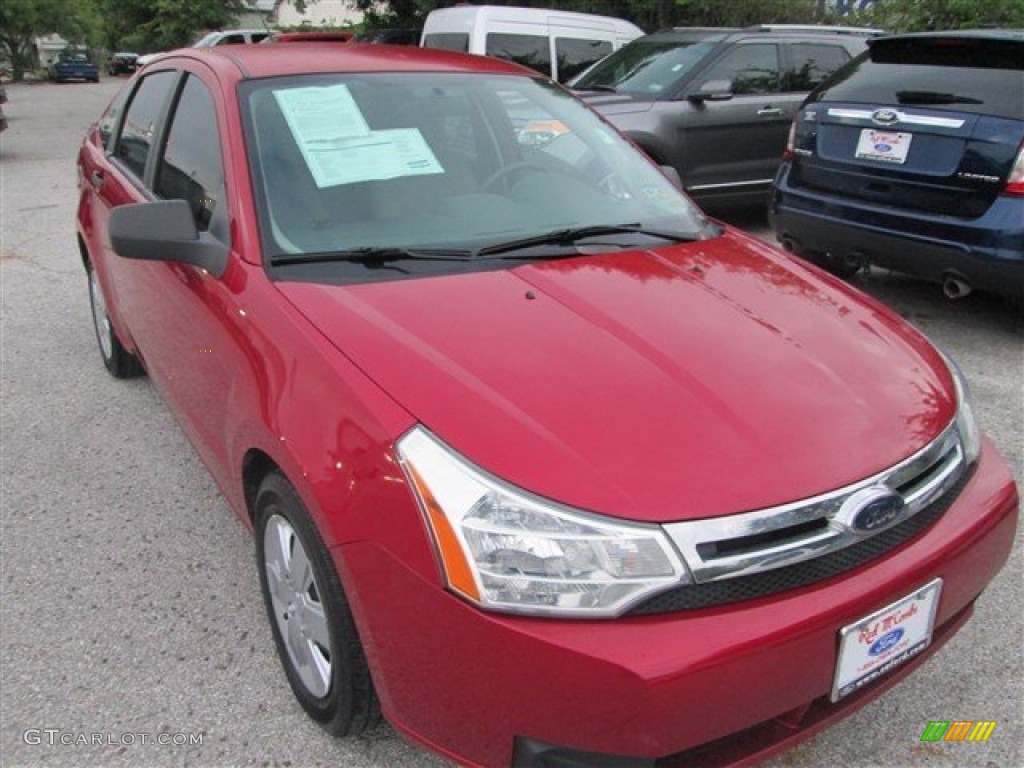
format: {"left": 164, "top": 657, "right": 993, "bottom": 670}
{"left": 832, "top": 578, "right": 942, "bottom": 702}
{"left": 855, "top": 129, "right": 912, "bottom": 164}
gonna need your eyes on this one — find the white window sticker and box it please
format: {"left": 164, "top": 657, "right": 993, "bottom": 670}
{"left": 274, "top": 84, "right": 371, "bottom": 145}
{"left": 294, "top": 128, "right": 445, "bottom": 188}
{"left": 273, "top": 82, "right": 445, "bottom": 187}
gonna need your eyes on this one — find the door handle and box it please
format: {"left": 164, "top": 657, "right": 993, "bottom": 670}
{"left": 89, "top": 170, "right": 105, "bottom": 189}
{"left": 757, "top": 107, "right": 783, "bottom": 116}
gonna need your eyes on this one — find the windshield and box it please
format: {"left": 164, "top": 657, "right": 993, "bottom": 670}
{"left": 240, "top": 72, "right": 707, "bottom": 278}
{"left": 573, "top": 40, "right": 716, "bottom": 94}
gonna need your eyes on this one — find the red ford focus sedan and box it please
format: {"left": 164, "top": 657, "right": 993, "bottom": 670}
{"left": 76, "top": 45, "right": 1017, "bottom": 767}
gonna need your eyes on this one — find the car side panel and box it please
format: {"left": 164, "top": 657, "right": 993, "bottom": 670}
{"left": 661, "top": 94, "right": 798, "bottom": 202}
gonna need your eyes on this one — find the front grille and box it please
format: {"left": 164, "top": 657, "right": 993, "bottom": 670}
{"left": 628, "top": 466, "right": 972, "bottom": 615}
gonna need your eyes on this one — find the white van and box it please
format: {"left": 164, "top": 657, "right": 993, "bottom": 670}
{"left": 421, "top": 5, "right": 644, "bottom": 83}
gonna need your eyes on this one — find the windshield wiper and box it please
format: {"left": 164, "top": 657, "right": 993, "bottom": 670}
{"left": 270, "top": 246, "right": 474, "bottom": 267}
{"left": 577, "top": 84, "right": 617, "bottom": 93}
{"left": 269, "top": 226, "right": 705, "bottom": 268}
{"left": 473, "top": 224, "right": 701, "bottom": 258}
{"left": 896, "top": 90, "right": 983, "bottom": 106}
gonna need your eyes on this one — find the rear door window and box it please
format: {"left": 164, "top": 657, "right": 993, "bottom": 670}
{"left": 554, "top": 38, "right": 612, "bottom": 83}
{"left": 98, "top": 86, "right": 130, "bottom": 149}
{"left": 486, "top": 33, "right": 552, "bottom": 78}
{"left": 114, "top": 70, "right": 178, "bottom": 181}
{"left": 785, "top": 44, "right": 850, "bottom": 92}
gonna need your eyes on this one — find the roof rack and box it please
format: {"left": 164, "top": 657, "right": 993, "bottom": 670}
{"left": 743, "top": 24, "right": 886, "bottom": 36}
{"left": 660, "top": 27, "right": 738, "bottom": 34}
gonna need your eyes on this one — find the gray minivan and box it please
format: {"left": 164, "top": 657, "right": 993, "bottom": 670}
{"left": 573, "top": 26, "right": 879, "bottom": 208}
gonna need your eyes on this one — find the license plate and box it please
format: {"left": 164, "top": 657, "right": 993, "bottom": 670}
{"left": 832, "top": 579, "right": 942, "bottom": 702}
{"left": 855, "top": 129, "right": 912, "bottom": 164}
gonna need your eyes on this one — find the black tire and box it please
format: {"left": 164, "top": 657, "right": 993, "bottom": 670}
{"left": 87, "top": 264, "right": 143, "bottom": 378}
{"left": 255, "top": 472, "right": 380, "bottom": 736}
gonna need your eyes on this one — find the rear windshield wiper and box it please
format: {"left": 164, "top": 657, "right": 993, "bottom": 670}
{"left": 474, "top": 224, "right": 702, "bottom": 258}
{"left": 896, "top": 90, "right": 983, "bottom": 106}
{"left": 270, "top": 246, "right": 474, "bottom": 267}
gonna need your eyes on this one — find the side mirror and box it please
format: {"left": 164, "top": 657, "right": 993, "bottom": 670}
{"left": 109, "top": 199, "right": 229, "bottom": 278}
{"left": 659, "top": 165, "right": 683, "bottom": 191}
{"left": 687, "top": 79, "right": 734, "bottom": 104}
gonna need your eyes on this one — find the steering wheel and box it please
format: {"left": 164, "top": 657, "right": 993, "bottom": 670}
{"left": 481, "top": 161, "right": 562, "bottom": 192}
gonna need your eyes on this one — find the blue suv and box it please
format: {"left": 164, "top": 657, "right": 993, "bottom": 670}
{"left": 770, "top": 31, "right": 1024, "bottom": 302}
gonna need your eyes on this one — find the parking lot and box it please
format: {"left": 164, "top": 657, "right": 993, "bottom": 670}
{"left": 1, "top": 78, "right": 1020, "bottom": 768}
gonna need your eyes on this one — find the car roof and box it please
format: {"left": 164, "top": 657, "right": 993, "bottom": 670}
{"left": 143, "top": 43, "right": 536, "bottom": 83}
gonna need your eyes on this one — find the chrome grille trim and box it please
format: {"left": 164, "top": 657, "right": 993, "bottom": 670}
{"left": 663, "top": 422, "right": 965, "bottom": 584}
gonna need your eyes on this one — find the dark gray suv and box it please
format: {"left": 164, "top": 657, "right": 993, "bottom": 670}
{"left": 573, "top": 26, "right": 879, "bottom": 208}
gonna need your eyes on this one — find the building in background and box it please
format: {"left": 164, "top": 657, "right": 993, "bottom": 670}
{"left": 272, "top": 1, "right": 363, "bottom": 28}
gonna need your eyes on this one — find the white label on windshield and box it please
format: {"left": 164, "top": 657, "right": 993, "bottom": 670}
{"left": 274, "top": 85, "right": 444, "bottom": 187}
{"left": 298, "top": 128, "right": 445, "bottom": 188}
{"left": 274, "top": 84, "right": 371, "bottom": 145}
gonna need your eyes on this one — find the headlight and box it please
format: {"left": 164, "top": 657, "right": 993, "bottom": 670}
{"left": 943, "top": 353, "right": 981, "bottom": 465}
{"left": 397, "top": 427, "right": 690, "bottom": 617}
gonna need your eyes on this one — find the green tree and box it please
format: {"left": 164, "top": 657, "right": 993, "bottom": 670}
{"left": 95, "top": 0, "right": 246, "bottom": 53}
{"left": 0, "top": 0, "right": 101, "bottom": 80}
{"left": 851, "top": 0, "right": 1024, "bottom": 31}
{"left": 671, "top": 0, "right": 824, "bottom": 26}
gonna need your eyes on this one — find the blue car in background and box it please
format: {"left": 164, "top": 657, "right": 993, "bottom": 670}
{"left": 50, "top": 50, "right": 99, "bottom": 83}
{"left": 770, "top": 31, "right": 1024, "bottom": 302}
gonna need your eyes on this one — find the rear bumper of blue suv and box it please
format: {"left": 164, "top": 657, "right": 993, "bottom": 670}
{"left": 769, "top": 171, "right": 1024, "bottom": 303}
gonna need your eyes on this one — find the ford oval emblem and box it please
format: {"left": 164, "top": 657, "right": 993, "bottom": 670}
{"left": 869, "top": 628, "right": 904, "bottom": 656}
{"left": 839, "top": 488, "right": 906, "bottom": 533}
{"left": 871, "top": 108, "right": 899, "bottom": 126}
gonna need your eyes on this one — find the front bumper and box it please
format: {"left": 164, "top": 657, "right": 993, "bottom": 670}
{"left": 336, "top": 439, "right": 1018, "bottom": 768}
{"left": 770, "top": 167, "right": 1024, "bottom": 302}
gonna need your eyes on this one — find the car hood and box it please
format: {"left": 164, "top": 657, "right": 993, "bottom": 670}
{"left": 574, "top": 90, "right": 655, "bottom": 115}
{"left": 276, "top": 230, "right": 955, "bottom": 523}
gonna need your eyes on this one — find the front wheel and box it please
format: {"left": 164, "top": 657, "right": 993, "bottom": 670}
{"left": 255, "top": 473, "right": 380, "bottom": 736}
{"left": 87, "top": 265, "right": 142, "bottom": 378}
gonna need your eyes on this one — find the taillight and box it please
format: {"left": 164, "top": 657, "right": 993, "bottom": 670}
{"left": 1005, "top": 142, "right": 1024, "bottom": 196}
{"left": 783, "top": 119, "right": 797, "bottom": 161}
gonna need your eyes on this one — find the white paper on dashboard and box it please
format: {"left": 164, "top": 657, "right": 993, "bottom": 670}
{"left": 298, "top": 128, "right": 445, "bottom": 188}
